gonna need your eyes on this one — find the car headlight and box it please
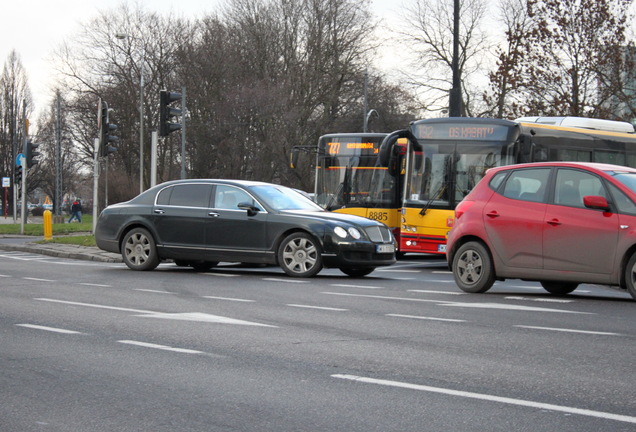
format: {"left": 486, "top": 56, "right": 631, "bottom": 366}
{"left": 347, "top": 227, "right": 361, "bottom": 239}
{"left": 334, "top": 226, "right": 348, "bottom": 238}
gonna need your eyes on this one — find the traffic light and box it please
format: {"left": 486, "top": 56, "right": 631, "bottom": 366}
{"left": 159, "top": 90, "right": 182, "bottom": 137}
{"left": 99, "top": 101, "right": 118, "bottom": 157}
{"left": 15, "top": 163, "right": 23, "bottom": 187}
{"left": 26, "top": 140, "right": 40, "bottom": 168}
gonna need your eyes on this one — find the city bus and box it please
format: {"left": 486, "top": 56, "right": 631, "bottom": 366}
{"left": 378, "top": 116, "right": 636, "bottom": 255}
{"left": 293, "top": 133, "right": 403, "bottom": 238}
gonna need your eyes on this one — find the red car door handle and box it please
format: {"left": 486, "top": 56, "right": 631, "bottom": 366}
{"left": 486, "top": 211, "right": 500, "bottom": 218}
{"left": 547, "top": 219, "right": 562, "bottom": 226}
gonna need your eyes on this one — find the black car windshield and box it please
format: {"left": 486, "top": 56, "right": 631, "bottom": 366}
{"left": 609, "top": 171, "right": 636, "bottom": 193}
{"left": 251, "top": 185, "right": 323, "bottom": 211}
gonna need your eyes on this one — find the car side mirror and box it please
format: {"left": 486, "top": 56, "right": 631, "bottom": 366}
{"left": 238, "top": 202, "right": 260, "bottom": 216}
{"left": 583, "top": 195, "right": 610, "bottom": 211}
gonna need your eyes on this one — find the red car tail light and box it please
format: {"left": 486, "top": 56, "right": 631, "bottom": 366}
{"left": 454, "top": 200, "right": 475, "bottom": 220}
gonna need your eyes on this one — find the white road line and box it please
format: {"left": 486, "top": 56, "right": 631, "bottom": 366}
{"left": 35, "top": 298, "right": 154, "bottom": 314}
{"left": 287, "top": 304, "right": 348, "bottom": 311}
{"left": 506, "top": 296, "right": 573, "bottom": 303}
{"left": 515, "top": 325, "right": 622, "bottom": 336}
{"left": 203, "top": 272, "right": 239, "bottom": 278}
{"left": 331, "top": 284, "right": 382, "bottom": 290}
{"left": 15, "top": 324, "right": 81, "bottom": 334}
{"left": 322, "top": 292, "right": 450, "bottom": 304}
{"left": 203, "top": 296, "right": 255, "bottom": 302}
{"left": 376, "top": 269, "right": 421, "bottom": 273}
{"left": 118, "top": 340, "right": 203, "bottom": 355}
{"left": 387, "top": 314, "right": 466, "bottom": 323}
{"left": 432, "top": 271, "right": 452, "bottom": 274}
{"left": 135, "top": 289, "right": 176, "bottom": 294}
{"left": 332, "top": 374, "right": 636, "bottom": 425}
{"left": 0, "top": 274, "right": 12, "bottom": 278}
{"left": 78, "top": 283, "right": 112, "bottom": 288}
{"left": 263, "top": 278, "right": 309, "bottom": 283}
{"left": 23, "top": 277, "right": 56, "bottom": 282}
{"left": 409, "top": 290, "right": 464, "bottom": 295}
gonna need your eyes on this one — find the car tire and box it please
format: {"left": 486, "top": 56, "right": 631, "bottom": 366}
{"left": 452, "top": 241, "right": 495, "bottom": 293}
{"left": 340, "top": 267, "right": 375, "bottom": 277}
{"left": 540, "top": 281, "right": 578, "bottom": 296}
{"left": 121, "top": 227, "right": 160, "bottom": 271}
{"left": 191, "top": 261, "right": 219, "bottom": 271}
{"left": 278, "top": 232, "right": 323, "bottom": 277}
{"left": 623, "top": 253, "right": 636, "bottom": 300}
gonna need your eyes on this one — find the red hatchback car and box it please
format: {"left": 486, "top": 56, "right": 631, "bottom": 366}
{"left": 447, "top": 162, "right": 636, "bottom": 300}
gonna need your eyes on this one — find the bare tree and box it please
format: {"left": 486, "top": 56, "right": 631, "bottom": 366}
{"left": 397, "top": 0, "right": 492, "bottom": 116}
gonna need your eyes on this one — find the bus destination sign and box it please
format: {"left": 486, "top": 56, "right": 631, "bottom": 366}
{"left": 326, "top": 141, "right": 380, "bottom": 155}
{"left": 413, "top": 123, "right": 510, "bottom": 141}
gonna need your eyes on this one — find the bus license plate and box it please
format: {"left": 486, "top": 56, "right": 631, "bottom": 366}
{"left": 376, "top": 244, "right": 395, "bottom": 254}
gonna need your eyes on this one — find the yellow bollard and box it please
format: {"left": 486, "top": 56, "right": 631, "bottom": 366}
{"left": 43, "top": 209, "right": 53, "bottom": 240}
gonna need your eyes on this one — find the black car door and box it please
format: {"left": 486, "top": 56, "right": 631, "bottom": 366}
{"left": 152, "top": 183, "right": 213, "bottom": 257}
{"left": 204, "top": 184, "right": 269, "bottom": 261}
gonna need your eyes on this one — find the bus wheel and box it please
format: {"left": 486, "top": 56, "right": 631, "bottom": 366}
{"left": 452, "top": 241, "right": 495, "bottom": 293}
{"left": 624, "top": 253, "right": 636, "bottom": 300}
{"left": 540, "top": 281, "right": 578, "bottom": 296}
{"left": 278, "top": 232, "right": 323, "bottom": 277}
{"left": 340, "top": 267, "right": 375, "bottom": 277}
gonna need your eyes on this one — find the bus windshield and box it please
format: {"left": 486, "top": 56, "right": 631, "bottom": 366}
{"left": 315, "top": 134, "right": 397, "bottom": 210}
{"left": 406, "top": 141, "right": 514, "bottom": 209}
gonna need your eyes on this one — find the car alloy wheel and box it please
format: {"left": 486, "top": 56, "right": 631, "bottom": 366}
{"left": 122, "top": 227, "right": 160, "bottom": 271}
{"left": 452, "top": 241, "right": 495, "bottom": 293}
{"left": 278, "top": 232, "right": 323, "bottom": 277}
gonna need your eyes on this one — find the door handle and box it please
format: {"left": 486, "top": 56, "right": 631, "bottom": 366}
{"left": 154, "top": 209, "right": 165, "bottom": 214}
{"left": 546, "top": 218, "right": 562, "bottom": 226}
{"left": 486, "top": 211, "right": 500, "bottom": 218}
{"left": 208, "top": 212, "right": 220, "bottom": 218}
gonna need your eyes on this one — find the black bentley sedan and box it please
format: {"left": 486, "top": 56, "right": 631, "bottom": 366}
{"left": 95, "top": 179, "right": 396, "bottom": 277}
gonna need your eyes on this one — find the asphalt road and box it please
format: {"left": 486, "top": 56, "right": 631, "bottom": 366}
{"left": 1, "top": 250, "right": 634, "bottom": 432}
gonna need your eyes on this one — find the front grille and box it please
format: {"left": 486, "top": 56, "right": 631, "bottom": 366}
{"left": 364, "top": 225, "right": 392, "bottom": 243}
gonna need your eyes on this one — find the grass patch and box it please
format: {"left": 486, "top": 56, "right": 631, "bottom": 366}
{"left": 40, "top": 235, "right": 97, "bottom": 247}
{"left": 0, "top": 215, "right": 96, "bottom": 247}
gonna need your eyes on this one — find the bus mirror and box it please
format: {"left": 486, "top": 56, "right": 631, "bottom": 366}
{"left": 290, "top": 147, "right": 300, "bottom": 169}
{"left": 520, "top": 135, "right": 533, "bottom": 162}
{"left": 414, "top": 152, "right": 423, "bottom": 171}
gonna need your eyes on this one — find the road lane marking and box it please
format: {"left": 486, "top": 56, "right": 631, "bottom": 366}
{"left": 34, "top": 298, "right": 275, "bottom": 327}
{"left": 287, "top": 304, "right": 348, "bottom": 311}
{"left": 332, "top": 374, "right": 636, "bottom": 425}
{"left": 118, "top": 340, "right": 203, "bottom": 355}
{"left": 376, "top": 269, "right": 421, "bottom": 273}
{"left": 78, "top": 283, "right": 112, "bottom": 288}
{"left": 439, "top": 302, "right": 593, "bottom": 314}
{"left": 0, "top": 274, "right": 12, "bottom": 278}
{"left": 203, "top": 296, "right": 255, "bottom": 302}
{"left": 506, "top": 296, "right": 573, "bottom": 303}
{"left": 515, "top": 325, "right": 621, "bottom": 336}
{"left": 16, "top": 324, "right": 81, "bottom": 334}
{"left": 331, "top": 284, "right": 382, "bottom": 289}
{"left": 387, "top": 314, "right": 466, "bottom": 323}
{"left": 203, "top": 272, "right": 240, "bottom": 278}
{"left": 263, "top": 278, "right": 309, "bottom": 283}
{"left": 409, "top": 290, "right": 464, "bottom": 295}
{"left": 322, "top": 292, "right": 451, "bottom": 304}
{"left": 135, "top": 289, "right": 176, "bottom": 294}
{"left": 23, "top": 277, "right": 56, "bottom": 282}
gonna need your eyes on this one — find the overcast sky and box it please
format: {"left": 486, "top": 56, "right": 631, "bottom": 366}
{"left": 1, "top": 0, "right": 402, "bottom": 116}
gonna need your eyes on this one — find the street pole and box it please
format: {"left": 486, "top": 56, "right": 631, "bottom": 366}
{"left": 180, "top": 87, "right": 186, "bottom": 179}
{"left": 139, "top": 45, "right": 145, "bottom": 194}
{"left": 449, "top": 0, "right": 462, "bottom": 117}
{"left": 92, "top": 138, "right": 99, "bottom": 234}
{"left": 151, "top": 130, "right": 158, "bottom": 187}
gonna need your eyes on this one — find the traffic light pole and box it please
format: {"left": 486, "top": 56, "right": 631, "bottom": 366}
{"left": 92, "top": 138, "right": 99, "bottom": 234}
{"left": 20, "top": 157, "right": 26, "bottom": 234}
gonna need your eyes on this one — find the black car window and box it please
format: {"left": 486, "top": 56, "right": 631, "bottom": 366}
{"left": 156, "top": 187, "right": 172, "bottom": 205}
{"left": 554, "top": 169, "right": 605, "bottom": 208}
{"left": 166, "top": 184, "right": 212, "bottom": 207}
{"left": 607, "top": 183, "right": 636, "bottom": 215}
{"left": 214, "top": 185, "right": 262, "bottom": 210}
{"left": 502, "top": 168, "right": 549, "bottom": 202}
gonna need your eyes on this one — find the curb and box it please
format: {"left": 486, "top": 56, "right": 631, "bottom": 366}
{"left": 0, "top": 243, "right": 123, "bottom": 263}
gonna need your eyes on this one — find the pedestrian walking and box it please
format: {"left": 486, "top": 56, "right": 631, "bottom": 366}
{"left": 68, "top": 199, "right": 82, "bottom": 223}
